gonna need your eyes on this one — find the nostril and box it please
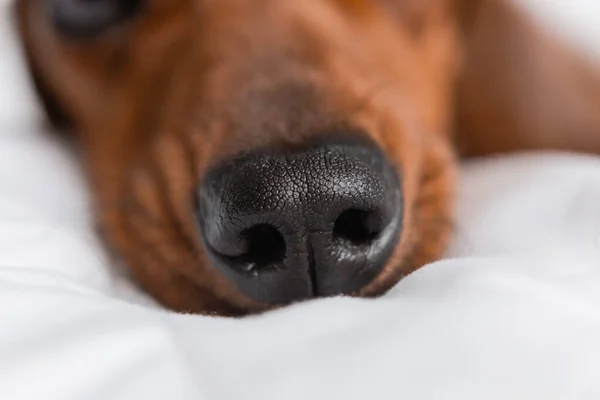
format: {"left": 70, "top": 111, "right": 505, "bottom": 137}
{"left": 333, "top": 209, "right": 383, "bottom": 246}
{"left": 239, "top": 224, "right": 286, "bottom": 270}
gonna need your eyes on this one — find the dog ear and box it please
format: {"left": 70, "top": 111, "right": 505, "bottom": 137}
{"left": 12, "top": 1, "right": 72, "bottom": 130}
{"left": 453, "top": 0, "right": 600, "bottom": 156}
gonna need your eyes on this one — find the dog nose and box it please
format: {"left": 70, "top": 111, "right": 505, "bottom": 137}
{"left": 198, "top": 137, "right": 402, "bottom": 305}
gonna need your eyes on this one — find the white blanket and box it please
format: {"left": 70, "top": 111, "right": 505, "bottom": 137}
{"left": 2, "top": 1, "right": 600, "bottom": 399}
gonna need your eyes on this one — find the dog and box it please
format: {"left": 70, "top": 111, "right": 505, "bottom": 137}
{"left": 13, "top": 0, "right": 600, "bottom": 316}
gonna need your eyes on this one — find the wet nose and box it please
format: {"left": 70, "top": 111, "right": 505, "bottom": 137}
{"left": 198, "top": 137, "right": 403, "bottom": 305}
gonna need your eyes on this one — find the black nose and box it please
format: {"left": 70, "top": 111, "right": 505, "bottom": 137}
{"left": 198, "top": 137, "right": 403, "bottom": 305}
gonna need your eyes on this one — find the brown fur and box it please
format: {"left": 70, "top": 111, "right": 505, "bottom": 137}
{"left": 13, "top": 0, "right": 600, "bottom": 316}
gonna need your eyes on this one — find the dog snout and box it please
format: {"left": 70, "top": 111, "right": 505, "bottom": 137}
{"left": 198, "top": 136, "right": 403, "bottom": 305}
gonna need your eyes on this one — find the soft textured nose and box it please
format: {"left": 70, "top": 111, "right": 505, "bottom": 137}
{"left": 198, "top": 137, "right": 402, "bottom": 305}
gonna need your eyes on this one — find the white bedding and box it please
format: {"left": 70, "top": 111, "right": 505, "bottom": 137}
{"left": 2, "top": 1, "right": 600, "bottom": 399}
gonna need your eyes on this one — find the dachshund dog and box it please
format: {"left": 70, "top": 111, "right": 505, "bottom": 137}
{"left": 13, "top": 0, "right": 600, "bottom": 316}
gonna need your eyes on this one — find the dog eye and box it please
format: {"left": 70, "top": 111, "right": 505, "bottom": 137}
{"left": 48, "top": 0, "right": 143, "bottom": 39}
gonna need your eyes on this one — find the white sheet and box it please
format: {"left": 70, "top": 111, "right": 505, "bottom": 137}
{"left": 2, "top": 1, "right": 600, "bottom": 399}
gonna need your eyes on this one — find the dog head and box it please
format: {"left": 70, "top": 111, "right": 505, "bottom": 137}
{"left": 15, "top": 0, "right": 459, "bottom": 316}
